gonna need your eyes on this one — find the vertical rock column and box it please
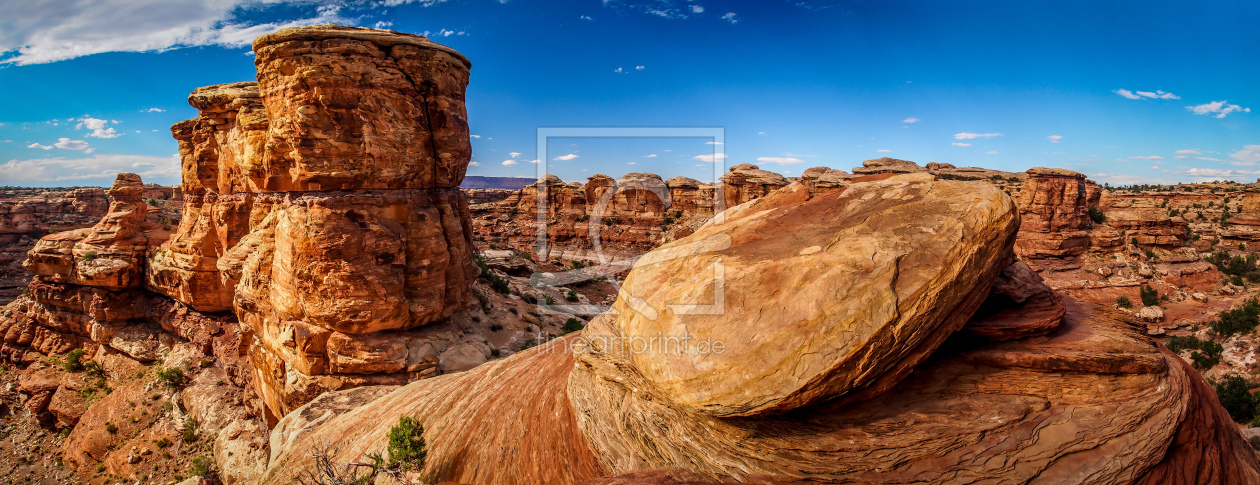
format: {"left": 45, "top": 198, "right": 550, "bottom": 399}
{"left": 214, "top": 25, "right": 479, "bottom": 422}
{"left": 1013, "top": 167, "right": 1094, "bottom": 258}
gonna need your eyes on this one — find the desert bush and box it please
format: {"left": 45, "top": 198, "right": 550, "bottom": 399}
{"left": 182, "top": 417, "right": 199, "bottom": 443}
{"left": 1087, "top": 207, "right": 1105, "bottom": 224}
{"left": 387, "top": 415, "right": 427, "bottom": 471}
{"left": 1116, "top": 296, "right": 1132, "bottom": 308}
{"left": 562, "top": 318, "right": 585, "bottom": 335}
{"left": 489, "top": 324, "right": 503, "bottom": 332}
{"left": 566, "top": 290, "right": 579, "bottom": 302}
{"left": 155, "top": 367, "right": 185, "bottom": 388}
{"left": 1208, "top": 298, "right": 1260, "bottom": 337}
{"left": 519, "top": 339, "right": 538, "bottom": 351}
{"left": 1215, "top": 376, "right": 1258, "bottom": 423}
{"left": 190, "top": 456, "right": 214, "bottom": 478}
{"left": 472, "top": 255, "right": 510, "bottom": 294}
{"left": 1140, "top": 285, "right": 1159, "bottom": 307}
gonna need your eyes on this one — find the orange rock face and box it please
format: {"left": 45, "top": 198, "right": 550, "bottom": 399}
{"left": 142, "top": 25, "right": 482, "bottom": 420}
{"left": 1014, "top": 167, "right": 1094, "bottom": 258}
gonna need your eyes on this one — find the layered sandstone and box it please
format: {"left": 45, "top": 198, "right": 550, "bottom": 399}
{"left": 0, "top": 187, "right": 111, "bottom": 303}
{"left": 263, "top": 174, "right": 1259, "bottom": 484}
{"left": 1014, "top": 167, "right": 1094, "bottom": 258}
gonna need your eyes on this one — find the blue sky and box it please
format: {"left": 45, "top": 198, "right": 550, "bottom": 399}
{"left": 1, "top": 0, "right": 1257, "bottom": 187}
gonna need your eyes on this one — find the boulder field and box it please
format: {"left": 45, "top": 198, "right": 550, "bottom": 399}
{"left": 262, "top": 173, "right": 1260, "bottom": 484}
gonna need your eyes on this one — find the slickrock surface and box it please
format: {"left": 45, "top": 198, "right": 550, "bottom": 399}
{"left": 612, "top": 174, "right": 1018, "bottom": 416}
{"left": 263, "top": 175, "right": 1258, "bottom": 484}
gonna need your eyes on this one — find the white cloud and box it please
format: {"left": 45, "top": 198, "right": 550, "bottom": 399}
{"left": 1047, "top": 135, "right": 1062, "bottom": 143}
{"left": 635, "top": 65, "right": 644, "bottom": 70}
{"left": 509, "top": 152, "right": 522, "bottom": 158}
{"left": 1151, "top": 166, "right": 1160, "bottom": 169}
{"left": 580, "top": 15, "right": 593, "bottom": 21}
{"left": 755, "top": 157, "right": 805, "bottom": 165}
{"left": 627, "top": 161, "right": 637, "bottom": 165}
{"left": 142, "top": 108, "right": 165, "bottom": 113}
{"left": 1117, "top": 89, "right": 1180, "bottom": 100}
{"left": 553, "top": 154, "right": 579, "bottom": 161}
{"left": 0, "top": 153, "right": 180, "bottom": 184}
{"left": 373, "top": 21, "right": 393, "bottom": 30}
{"left": 720, "top": 12, "right": 737, "bottom": 23}
{"left": 1175, "top": 149, "right": 1200, "bottom": 155}
{"left": 1230, "top": 145, "right": 1260, "bottom": 166}
{"left": 953, "top": 132, "right": 1002, "bottom": 140}
{"left": 902, "top": 117, "right": 920, "bottom": 124}
{"left": 74, "top": 117, "right": 123, "bottom": 138}
{"left": 526, "top": 159, "right": 540, "bottom": 164}
{"left": 0, "top": 1, "right": 352, "bottom": 65}
{"left": 706, "top": 141, "right": 723, "bottom": 145}
{"left": 986, "top": 151, "right": 999, "bottom": 155}
{"left": 1114, "top": 89, "right": 1141, "bottom": 100}
{"left": 693, "top": 153, "right": 727, "bottom": 162}
{"left": 470, "top": 134, "right": 481, "bottom": 139}
{"left": 876, "top": 149, "right": 892, "bottom": 153}
{"left": 28, "top": 142, "right": 54, "bottom": 150}
{"left": 690, "top": 5, "right": 704, "bottom": 13}
{"left": 614, "top": 67, "right": 624, "bottom": 73}
{"left": 54, "top": 138, "right": 90, "bottom": 150}
{"left": 757, "top": 131, "right": 765, "bottom": 135}
{"left": 645, "top": 154, "right": 657, "bottom": 158}
{"left": 1130, "top": 155, "right": 1163, "bottom": 160}
{"left": 501, "top": 160, "right": 518, "bottom": 166}
{"left": 1188, "top": 101, "right": 1251, "bottom": 119}
{"left": 951, "top": 142, "right": 971, "bottom": 147}
{"left": 468, "top": 161, "right": 480, "bottom": 166}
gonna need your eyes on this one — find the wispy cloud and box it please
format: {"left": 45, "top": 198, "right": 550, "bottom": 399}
{"left": 951, "top": 142, "right": 971, "bottom": 147}
{"left": 693, "top": 153, "right": 727, "bottom": 162}
{"left": 1114, "top": 88, "right": 1179, "bottom": 100}
{"left": 142, "top": 108, "right": 165, "bottom": 113}
{"left": 1047, "top": 135, "right": 1062, "bottom": 143}
{"left": 876, "top": 149, "right": 892, "bottom": 153}
{"left": 645, "top": 154, "right": 657, "bottom": 158}
{"left": 902, "top": 117, "right": 920, "bottom": 124}
{"left": 755, "top": 157, "right": 805, "bottom": 165}
{"left": 1188, "top": 100, "right": 1251, "bottom": 119}
{"left": 0, "top": 1, "right": 353, "bottom": 65}
{"left": 1230, "top": 145, "right": 1260, "bottom": 166}
{"left": 986, "top": 151, "right": 999, "bottom": 155}
{"left": 1175, "top": 149, "right": 1200, "bottom": 155}
{"left": 953, "top": 132, "right": 1002, "bottom": 140}
{"left": 509, "top": 152, "right": 522, "bottom": 158}
{"left": 501, "top": 160, "right": 518, "bottom": 166}
{"left": 0, "top": 153, "right": 179, "bottom": 184}
{"left": 720, "top": 12, "right": 737, "bottom": 23}
{"left": 1129, "top": 155, "right": 1163, "bottom": 160}
{"left": 468, "top": 161, "right": 480, "bottom": 167}
{"left": 554, "top": 153, "right": 579, "bottom": 161}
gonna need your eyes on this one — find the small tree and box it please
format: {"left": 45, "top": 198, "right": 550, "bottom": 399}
{"left": 1116, "top": 296, "right": 1132, "bottom": 308}
{"left": 387, "top": 415, "right": 427, "bottom": 471}
{"left": 1215, "top": 376, "right": 1258, "bottom": 423}
{"left": 1140, "top": 285, "right": 1159, "bottom": 307}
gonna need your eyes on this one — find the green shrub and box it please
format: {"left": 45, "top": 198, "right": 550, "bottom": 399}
{"left": 1140, "top": 285, "right": 1159, "bottom": 307}
{"left": 473, "top": 255, "right": 511, "bottom": 294}
{"left": 190, "top": 456, "right": 213, "bottom": 477}
{"left": 519, "top": 339, "right": 538, "bottom": 351}
{"left": 544, "top": 295, "right": 556, "bottom": 305}
{"left": 156, "top": 437, "right": 171, "bottom": 448}
{"left": 1116, "top": 296, "right": 1132, "bottom": 308}
{"left": 61, "top": 348, "right": 85, "bottom": 372}
{"left": 562, "top": 318, "right": 585, "bottom": 335}
{"left": 1087, "top": 207, "right": 1105, "bottom": 224}
{"left": 105, "top": 422, "right": 118, "bottom": 434}
{"left": 182, "top": 417, "right": 199, "bottom": 443}
{"left": 489, "top": 323, "right": 503, "bottom": 332}
{"left": 1215, "top": 376, "right": 1258, "bottom": 423}
{"left": 155, "top": 367, "right": 185, "bottom": 388}
{"left": 81, "top": 251, "right": 98, "bottom": 262}
{"left": 566, "top": 290, "right": 579, "bottom": 302}
{"left": 1131, "top": 237, "right": 1139, "bottom": 246}
{"left": 387, "top": 415, "right": 427, "bottom": 471}
{"left": 1208, "top": 298, "right": 1260, "bottom": 337}
{"left": 1145, "top": 249, "right": 1156, "bottom": 259}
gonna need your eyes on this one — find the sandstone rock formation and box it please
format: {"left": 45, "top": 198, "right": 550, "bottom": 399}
{"left": 1014, "top": 167, "right": 1095, "bottom": 258}
{"left": 263, "top": 174, "right": 1259, "bottom": 484}
{"left": 719, "top": 164, "right": 789, "bottom": 208}
{"left": 850, "top": 157, "right": 927, "bottom": 175}
{"left": 0, "top": 187, "right": 112, "bottom": 303}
